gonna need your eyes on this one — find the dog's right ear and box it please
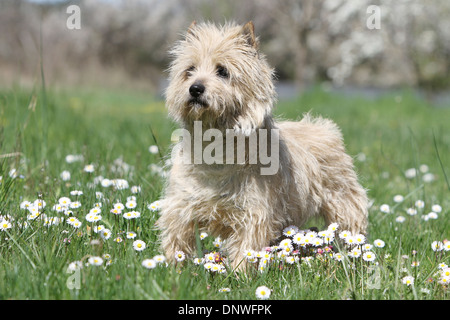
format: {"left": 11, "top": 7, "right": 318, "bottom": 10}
{"left": 187, "top": 21, "right": 197, "bottom": 36}
{"left": 241, "top": 21, "right": 258, "bottom": 49}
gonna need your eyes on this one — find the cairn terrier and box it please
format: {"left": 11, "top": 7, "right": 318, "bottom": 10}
{"left": 157, "top": 21, "right": 368, "bottom": 270}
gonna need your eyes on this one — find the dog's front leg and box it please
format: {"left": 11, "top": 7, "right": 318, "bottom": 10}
{"left": 157, "top": 211, "right": 197, "bottom": 263}
{"left": 225, "top": 219, "right": 274, "bottom": 272}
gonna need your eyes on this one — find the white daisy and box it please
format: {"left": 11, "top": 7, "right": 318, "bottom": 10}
{"left": 132, "top": 240, "right": 146, "bottom": 251}
{"left": 362, "top": 251, "right": 376, "bottom": 262}
{"left": 142, "top": 259, "right": 157, "bottom": 269}
{"left": 373, "top": 239, "right": 385, "bottom": 248}
{"left": 88, "top": 256, "right": 103, "bottom": 266}
{"left": 255, "top": 286, "right": 271, "bottom": 300}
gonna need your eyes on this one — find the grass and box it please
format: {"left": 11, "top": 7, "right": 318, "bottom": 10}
{"left": 0, "top": 84, "right": 449, "bottom": 300}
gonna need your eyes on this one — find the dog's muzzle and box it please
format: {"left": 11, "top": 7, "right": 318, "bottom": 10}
{"left": 188, "top": 81, "right": 208, "bottom": 108}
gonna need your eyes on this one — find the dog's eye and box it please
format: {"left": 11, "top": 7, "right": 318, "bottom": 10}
{"left": 186, "top": 66, "right": 195, "bottom": 76}
{"left": 216, "top": 65, "right": 229, "bottom": 78}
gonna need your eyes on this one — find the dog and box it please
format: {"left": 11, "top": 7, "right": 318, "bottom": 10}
{"left": 156, "top": 21, "right": 368, "bottom": 270}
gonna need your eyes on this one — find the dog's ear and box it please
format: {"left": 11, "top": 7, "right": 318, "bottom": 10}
{"left": 241, "top": 21, "right": 257, "bottom": 48}
{"left": 187, "top": 21, "right": 197, "bottom": 36}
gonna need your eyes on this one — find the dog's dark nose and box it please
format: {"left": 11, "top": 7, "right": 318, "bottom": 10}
{"left": 189, "top": 82, "right": 205, "bottom": 98}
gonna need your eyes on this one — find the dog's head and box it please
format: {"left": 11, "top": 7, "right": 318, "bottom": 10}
{"left": 166, "top": 21, "right": 276, "bottom": 131}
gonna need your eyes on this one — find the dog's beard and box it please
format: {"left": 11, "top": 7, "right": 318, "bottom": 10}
{"left": 187, "top": 96, "right": 209, "bottom": 109}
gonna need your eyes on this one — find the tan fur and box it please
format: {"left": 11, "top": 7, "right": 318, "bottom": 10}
{"left": 156, "top": 22, "right": 368, "bottom": 270}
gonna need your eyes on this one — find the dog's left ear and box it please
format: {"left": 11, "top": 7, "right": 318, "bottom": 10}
{"left": 187, "top": 20, "right": 197, "bottom": 36}
{"left": 241, "top": 21, "right": 258, "bottom": 49}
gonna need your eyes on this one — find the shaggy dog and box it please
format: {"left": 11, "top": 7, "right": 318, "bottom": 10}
{"left": 156, "top": 21, "right": 368, "bottom": 270}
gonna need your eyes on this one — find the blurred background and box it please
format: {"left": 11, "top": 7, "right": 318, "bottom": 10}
{"left": 1, "top": 0, "right": 449, "bottom": 100}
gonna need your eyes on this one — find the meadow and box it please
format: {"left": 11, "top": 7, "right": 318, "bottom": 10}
{"left": 0, "top": 84, "right": 448, "bottom": 300}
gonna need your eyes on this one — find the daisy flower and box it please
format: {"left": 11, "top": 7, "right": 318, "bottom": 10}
{"left": 444, "top": 242, "right": 450, "bottom": 252}
{"left": 70, "top": 190, "right": 83, "bottom": 196}
{"left": 113, "top": 179, "right": 129, "bottom": 190}
{"left": 333, "top": 252, "right": 344, "bottom": 261}
{"left": 130, "top": 186, "right": 141, "bottom": 194}
{"left": 279, "top": 239, "right": 293, "bottom": 250}
{"left": 438, "top": 276, "right": 450, "bottom": 285}
{"left": 0, "top": 219, "right": 12, "bottom": 231}
{"left": 89, "top": 207, "right": 101, "bottom": 215}
{"left": 345, "top": 236, "right": 356, "bottom": 246}
{"left": 123, "top": 211, "right": 135, "bottom": 220}
{"left": 431, "top": 204, "right": 442, "bottom": 213}
{"left": 255, "top": 286, "right": 271, "bottom": 300}
{"left": 113, "top": 237, "right": 123, "bottom": 243}
{"left": 362, "top": 244, "right": 373, "bottom": 251}
{"left": 58, "top": 197, "right": 71, "bottom": 206}
{"left": 125, "top": 200, "right": 137, "bottom": 209}
{"left": 349, "top": 247, "right": 361, "bottom": 258}
{"left": 174, "top": 250, "right": 185, "bottom": 262}
{"left": 285, "top": 256, "right": 298, "bottom": 264}
{"left": 148, "top": 200, "right": 162, "bottom": 212}
{"left": 404, "top": 168, "right": 417, "bottom": 179}
{"left": 110, "top": 208, "right": 122, "bottom": 215}
{"left": 396, "top": 216, "right": 406, "bottom": 223}
{"left": 142, "top": 259, "right": 157, "bottom": 269}
{"left": 312, "top": 237, "right": 324, "bottom": 247}
{"left": 153, "top": 255, "right": 166, "bottom": 264}
{"left": 431, "top": 241, "right": 444, "bottom": 252}
{"left": 33, "top": 199, "right": 46, "bottom": 210}
{"left": 393, "top": 195, "right": 404, "bottom": 203}
{"left": 441, "top": 268, "right": 450, "bottom": 277}
{"left": 411, "top": 261, "right": 420, "bottom": 267}
{"left": 84, "top": 164, "right": 95, "bottom": 173}
{"left": 305, "top": 231, "right": 317, "bottom": 240}
{"left": 402, "top": 276, "right": 414, "bottom": 286}
{"left": 380, "top": 204, "right": 390, "bottom": 213}
{"left": 362, "top": 251, "right": 376, "bottom": 262}
{"left": 339, "top": 230, "right": 351, "bottom": 240}
{"left": 211, "top": 264, "right": 224, "bottom": 273}
{"left": 213, "top": 237, "right": 223, "bottom": 249}
{"left": 204, "top": 262, "right": 213, "bottom": 271}
{"left": 85, "top": 213, "right": 102, "bottom": 223}
{"left": 373, "top": 239, "right": 385, "bottom": 248}
{"left": 292, "top": 232, "right": 304, "bottom": 245}
{"left": 88, "top": 256, "right": 103, "bottom": 266}
{"left": 60, "top": 170, "right": 71, "bottom": 181}
{"left": 205, "top": 252, "right": 216, "bottom": 262}
{"left": 327, "top": 223, "right": 339, "bottom": 232}
{"left": 199, "top": 232, "right": 208, "bottom": 240}
{"left": 100, "top": 229, "right": 112, "bottom": 240}
{"left": 114, "top": 203, "right": 125, "bottom": 211}
{"left": 126, "top": 231, "right": 137, "bottom": 239}
{"left": 20, "top": 201, "right": 32, "bottom": 210}
{"left": 93, "top": 225, "right": 105, "bottom": 233}
{"left": 354, "top": 234, "right": 366, "bottom": 245}
{"left": 438, "top": 263, "right": 448, "bottom": 270}
{"left": 67, "top": 261, "right": 83, "bottom": 272}
{"left": 322, "top": 233, "right": 335, "bottom": 244}
{"left": 426, "top": 212, "right": 438, "bottom": 220}
{"left": 415, "top": 200, "right": 425, "bottom": 209}
{"left": 69, "top": 201, "right": 81, "bottom": 209}
{"left": 193, "top": 257, "right": 204, "bottom": 265}
{"left": 406, "top": 208, "right": 417, "bottom": 216}
{"left": 133, "top": 240, "right": 146, "bottom": 251}
{"left": 66, "top": 217, "right": 78, "bottom": 226}
{"left": 218, "top": 288, "right": 231, "bottom": 293}
{"left": 72, "top": 220, "right": 82, "bottom": 228}
{"left": 283, "top": 225, "right": 299, "bottom": 237}
{"left": 149, "top": 145, "right": 159, "bottom": 154}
